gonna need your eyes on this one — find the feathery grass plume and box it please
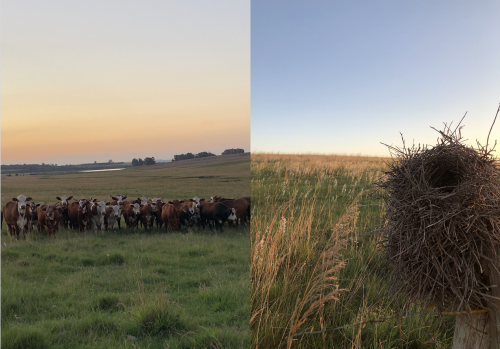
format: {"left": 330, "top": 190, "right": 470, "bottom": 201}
{"left": 375, "top": 119, "right": 500, "bottom": 314}
{"left": 251, "top": 162, "right": 360, "bottom": 347}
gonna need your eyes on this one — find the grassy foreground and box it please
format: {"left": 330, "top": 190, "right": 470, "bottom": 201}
{"left": 1, "top": 155, "right": 250, "bottom": 349}
{"left": 251, "top": 153, "right": 455, "bottom": 348}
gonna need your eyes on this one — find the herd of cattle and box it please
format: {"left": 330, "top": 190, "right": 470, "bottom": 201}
{"left": 1, "top": 194, "right": 251, "bottom": 239}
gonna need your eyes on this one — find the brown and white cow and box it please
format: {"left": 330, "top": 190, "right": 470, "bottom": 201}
{"left": 123, "top": 203, "right": 141, "bottom": 229}
{"left": 1, "top": 195, "right": 33, "bottom": 239}
{"left": 180, "top": 199, "right": 200, "bottom": 227}
{"left": 27, "top": 202, "right": 42, "bottom": 233}
{"left": 90, "top": 201, "right": 107, "bottom": 233}
{"left": 149, "top": 198, "right": 164, "bottom": 228}
{"left": 37, "top": 203, "right": 61, "bottom": 237}
{"left": 56, "top": 195, "right": 73, "bottom": 228}
{"left": 109, "top": 195, "right": 127, "bottom": 228}
{"left": 104, "top": 205, "right": 122, "bottom": 232}
{"left": 221, "top": 198, "right": 250, "bottom": 226}
{"left": 68, "top": 198, "right": 92, "bottom": 232}
{"left": 139, "top": 204, "right": 154, "bottom": 231}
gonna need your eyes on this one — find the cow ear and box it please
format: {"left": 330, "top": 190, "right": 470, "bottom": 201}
{"left": 110, "top": 195, "right": 116, "bottom": 200}
{"left": 26, "top": 197, "right": 32, "bottom": 201}
{"left": 123, "top": 196, "right": 127, "bottom": 200}
{"left": 12, "top": 198, "right": 18, "bottom": 202}
{"left": 56, "top": 196, "right": 61, "bottom": 200}
{"left": 168, "top": 201, "right": 173, "bottom": 204}
{"left": 93, "top": 199, "right": 97, "bottom": 202}
{"left": 68, "top": 196, "right": 73, "bottom": 200}
{"left": 106, "top": 202, "right": 110, "bottom": 205}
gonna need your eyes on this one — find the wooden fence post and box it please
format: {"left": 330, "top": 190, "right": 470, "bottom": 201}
{"left": 452, "top": 254, "right": 500, "bottom": 349}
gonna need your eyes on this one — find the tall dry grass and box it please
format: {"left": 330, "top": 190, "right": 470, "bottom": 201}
{"left": 251, "top": 153, "right": 455, "bottom": 348}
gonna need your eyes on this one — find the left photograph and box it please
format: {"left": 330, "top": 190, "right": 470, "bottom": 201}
{"left": 1, "top": 1, "right": 250, "bottom": 348}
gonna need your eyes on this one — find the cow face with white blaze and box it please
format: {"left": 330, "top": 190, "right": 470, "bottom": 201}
{"left": 110, "top": 195, "right": 127, "bottom": 204}
{"left": 192, "top": 196, "right": 201, "bottom": 205}
{"left": 12, "top": 195, "right": 33, "bottom": 217}
{"left": 78, "top": 199, "right": 89, "bottom": 214}
{"left": 56, "top": 195, "right": 73, "bottom": 209}
{"left": 138, "top": 197, "right": 148, "bottom": 205}
{"left": 45, "top": 205, "right": 56, "bottom": 222}
{"left": 111, "top": 205, "right": 122, "bottom": 219}
{"left": 133, "top": 203, "right": 141, "bottom": 215}
{"left": 228, "top": 208, "right": 237, "bottom": 222}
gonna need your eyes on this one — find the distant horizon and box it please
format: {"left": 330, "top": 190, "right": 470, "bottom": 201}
{"left": 1, "top": 147, "right": 248, "bottom": 166}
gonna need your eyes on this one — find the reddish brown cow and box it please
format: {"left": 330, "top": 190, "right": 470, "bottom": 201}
{"left": 68, "top": 198, "right": 92, "bottom": 231}
{"left": 123, "top": 203, "right": 141, "bottom": 229}
{"left": 27, "top": 202, "right": 42, "bottom": 233}
{"left": 199, "top": 202, "right": 233, "bottom": 232}
{"left": 180, "top": 199, "right": 200, "bottom": 227}
{"left": 140, "top": 204, "right": 154, "bottom": 231}
{"left": 37, "top": 203, "right": 61, "bottom": 237}
{"left": 161, "top": 203, "right": 181, "bottom": 232}
{"left": 1, "top": 195, "right": 33, "bottom": 239}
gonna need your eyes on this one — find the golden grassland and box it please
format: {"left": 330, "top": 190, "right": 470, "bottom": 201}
{"left": 251, "top": 153, "right": 455, "bottom": 349}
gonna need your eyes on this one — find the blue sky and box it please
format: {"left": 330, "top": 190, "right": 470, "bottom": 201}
{"left": 251, "top": 1, "right": 500, "bottom": 156}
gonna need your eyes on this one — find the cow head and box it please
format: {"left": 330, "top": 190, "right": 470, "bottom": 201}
{"left": 111, "top": 205, "right": 122, "bottom": 218}
{"left": 192, "top": 196, "right": 201, "bottom": 205}
{"left": 75, "top": 199, "right": 89, "bottom": 214}
{"left": 12, "top": 195, "right": 32, "bottom": 216}
{"left": 28, "top": 202, "right": 42, "bottom": 216}
{"left": 132, "top": 203, "right": 141, "bottom": 215}
{"left": 44, "top": 205, "right": 56, "bottom": 221}
{"left": 209, "top": 196, "right": 214, "bottom": 203}
{"left": 56, "top": 195, "right": 73, "bottom": 209}
{"left": 138, "top": 196, "right": 148, "bottom": 205}
{"left": 110, "top": 195, "right": 127, "bottom": 204}
{"left": 150, "top": 202, "right": 157, "bottom": 213}
{"left": 95, "top": 201, "right": 107, "bottom": 215}
{"left": 228, "top": 208, "right": 237, "bottom": 222}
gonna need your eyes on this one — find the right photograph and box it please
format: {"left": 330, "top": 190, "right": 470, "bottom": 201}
{"left": 251, "top": 2, "right": 500, "bottom": 349}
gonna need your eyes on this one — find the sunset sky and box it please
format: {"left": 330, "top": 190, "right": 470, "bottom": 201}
{"left": 1, "top": 1, "right": 250, "bottom": 165}
{"left": 252, "top": 1, "right": 500, "bottom": 156}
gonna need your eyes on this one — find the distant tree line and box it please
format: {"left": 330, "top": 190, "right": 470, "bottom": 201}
{"left": 222, "top": 148, "right": 245, "bottom": 155}
{"left": 172, "top": 149, "right": 245, "bottom": 162}
{"left": 172, "top": 152, "right": 216, "bottom": 161}
{"left": 131, "top": 157, "right": 156, "bottom": 166}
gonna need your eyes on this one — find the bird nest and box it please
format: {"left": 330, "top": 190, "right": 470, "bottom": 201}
{"left": 376, "top": 123, "right": 500, "bottom": 313}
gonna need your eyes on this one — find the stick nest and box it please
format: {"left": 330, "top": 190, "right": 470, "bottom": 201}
{"left": 376, "top": 125, "right": 500, "bottom": 312}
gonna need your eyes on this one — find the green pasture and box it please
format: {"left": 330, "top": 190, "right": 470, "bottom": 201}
{"left": 1, "top": 155, "right": 250, "bottom": 349}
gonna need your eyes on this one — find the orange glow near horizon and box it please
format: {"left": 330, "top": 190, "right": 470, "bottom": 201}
{"left": 1, "top": 1, "right": 250, "bottom": 165}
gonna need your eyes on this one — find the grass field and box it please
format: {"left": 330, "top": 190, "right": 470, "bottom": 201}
{"left": 251, "top": 153, "right": 455, "bottom": 349}
{"left": 1, "top": 155, "right": 250, "bottom": 349}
